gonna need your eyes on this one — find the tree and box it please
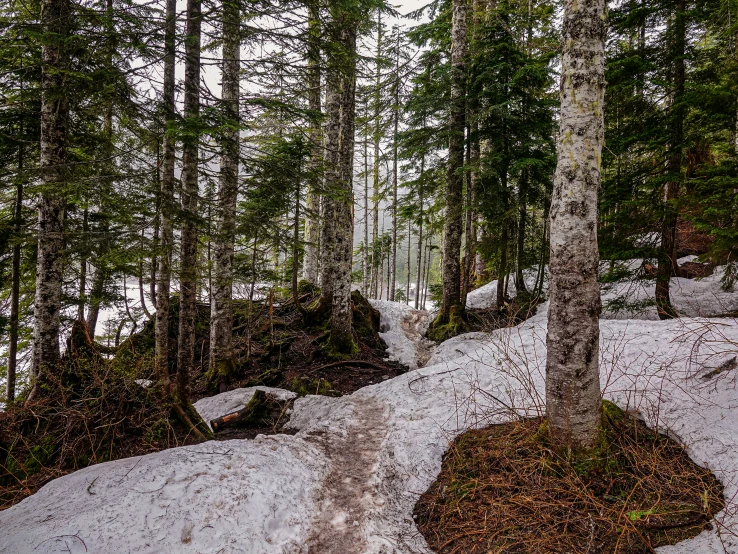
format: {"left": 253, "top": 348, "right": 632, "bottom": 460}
{"left": 31, "top": 0, "right": 71, "bottom": 385}
{"left": 177, "top": 0, "right": 202, "bottom": 401}
{"left": 209, "top": 0, "right": 241, "bottom": 391}
{"left": 318, "top": 0, "right": 361, "bottom": 356}
{"left": 302, "top": 0, "right": 322, "bottom": 285}
{"left": 155, "top": 0, "right": 177, "bottom": 396}
{"left": 545, "top": 0, "right": 606, "bottom": 449}
{"left": 428, "top": 0, "right": 467, "bottom": 340}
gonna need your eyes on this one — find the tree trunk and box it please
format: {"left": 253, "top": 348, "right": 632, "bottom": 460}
{"left": 515, "top": 168, "right": 529, "bottom": 294}
{"left": 7, "top": 149, "right": 23, "bottom": 403}
{"left": 209, "top": 0, "right": 240, "bottom": 391}
{"left": 155, "top": 0, "right": 176, "bottom": 395}
{"left": 318, "top": 82, "right": 341, "bottom": 308}
{"left": 32, "top": 0, "right": 70, "bottom": 382}
{"left": 655, "top": 0, "right": 685, "bottom": 320}
{"left": 406, "top": 218, "right": 411, "bottom": 303}
{"left": 323, "top": 8, "right": 359, "bottom": 356}
{"left": 371, "top": 12, "right": 382, "bottom": 299}
{"left": 545, "top": 0, "right": 605, "bottom": 450}
{"left": 177, "top": 0, "right": 202, "bottom": 401}
{"left": 302, "top": 1, "right": 322, "bottom": 284}
{"left": 78, "top": 209, "right": 88, "bottom": 321}
{"left": 430, "top": 0, "right": 467, "bottom": 338}
{"left": 389, "top": 32, "right": 400, "bottom": 302}
{"left": 85, "top": 266, "right": 106, "bottom": 336}
{"left": 415, "top": 156, "right": 425, "bottom": 309}
{"left": 363, "top": 97, "right": 370, "bottom": 296}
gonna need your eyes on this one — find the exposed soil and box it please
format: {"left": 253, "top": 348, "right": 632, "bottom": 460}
{"left": 304, "top": 397, "right": 388, "bottom": 554}
{"left": 415, "top": 403, "right": 725, "bottom": 554}
{"left": 112, "top": 288, "right": 408, "bottom": 404}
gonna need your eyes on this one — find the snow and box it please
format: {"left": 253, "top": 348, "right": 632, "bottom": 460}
{"left": 467, "top": 261, "right": 738, "bottom": 320}
{"left": 193, "top": 386, "right": 297, "bottom": 430}
{"left": 3, "top": 299, "right": 738, "bottom": 553}
{"left": 369, "top": 299, "right": 432, "bottom": 369}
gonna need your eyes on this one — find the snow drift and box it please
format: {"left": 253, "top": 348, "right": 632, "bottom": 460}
{"left": 2, "top": 301, "right": 738, "bottom": 554}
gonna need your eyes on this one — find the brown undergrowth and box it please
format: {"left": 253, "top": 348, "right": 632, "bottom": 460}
{"left": 415, "top": 402, "right": 724, "bottom": 553}
{"left": 0, "top": 323, "right": 204, "bottom": 511}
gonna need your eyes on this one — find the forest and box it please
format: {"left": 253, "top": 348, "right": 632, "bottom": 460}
{"left": 0, "top": 0, "right": 738, "bottom": 549}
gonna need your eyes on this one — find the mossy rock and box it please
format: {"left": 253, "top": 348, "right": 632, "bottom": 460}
{"left": 298, "top": 280, "right": 320, "bottom": 295}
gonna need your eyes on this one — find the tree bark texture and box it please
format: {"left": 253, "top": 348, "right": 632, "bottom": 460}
{"left": 545, "top": 0, "right": 605, "bottom": 450}
{"left": 32, "top": 0, "right": 70, "bottom": 380}
{"left": 326, "top": 13, "right": 358, "bottom": 355}
{"left": 436, "top": 0, "right": 467, "bottom": 325}
{"left": 155, "top": 0, "right": 176, "bottom": 395}
{"left": 177, "top": 0, "right": 202, "bottom": 401}
{"left": 210, "top": 0, "right": 240, "bottom": 389}
{"left": 302, "top": 1, "right": 322, "bottom": 284}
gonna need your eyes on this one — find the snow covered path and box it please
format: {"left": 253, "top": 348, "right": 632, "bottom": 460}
{"left": 2, "top": 302, "right": 738, "bottom": 554}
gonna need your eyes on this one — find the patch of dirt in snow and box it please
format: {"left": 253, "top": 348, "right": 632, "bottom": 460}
{"left": 304, "top": 397, "right": 388, "bottom": 554}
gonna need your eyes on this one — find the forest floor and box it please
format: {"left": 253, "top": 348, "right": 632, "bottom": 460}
{"left": 2, "top": 268, "right": 738, "bottom": 554}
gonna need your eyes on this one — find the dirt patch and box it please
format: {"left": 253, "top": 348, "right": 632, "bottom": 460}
{"left": 415, "top": 403, "right": 724, "bottom": 553}
{"left": 305, "top": 397, "right": 388, "bottom": 554}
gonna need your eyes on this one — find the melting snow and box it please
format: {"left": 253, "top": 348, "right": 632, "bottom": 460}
{"left": 2, "top": 297, "right": 738, "bottom": 553}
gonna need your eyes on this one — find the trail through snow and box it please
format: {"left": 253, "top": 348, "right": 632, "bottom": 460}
{"left": 2, "top": 298, "right": 738, "bottom": 554}
{"left": 304, "top": 397, "right": 388, "bottom": 554}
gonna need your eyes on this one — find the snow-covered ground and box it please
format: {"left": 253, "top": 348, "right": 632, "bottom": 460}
{"left": 467, "top": 259, "right": 738, "bottom": 319}
{"left": 2, "top": 300, "right": 738, "bottom": 553}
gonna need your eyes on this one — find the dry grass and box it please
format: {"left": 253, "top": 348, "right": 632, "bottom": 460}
{"left": 415, "top": 404, "right": 724, "bottom": 554}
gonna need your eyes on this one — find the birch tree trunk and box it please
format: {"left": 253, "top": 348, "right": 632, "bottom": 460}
{"left": 302, "top": 1, "right": 322, "bottom": 284}
{"left": 429, "top": 0, "right": 467, "bottom": 339}
{"left": 545, "top": 0, "right": 605, "bottom": 449}
{"left": 177, "top": 0, "right": 202, "bottom": 401}
{"left": 209, "top": 0, "right": 240, "bottom": 391}
{"left": 32, "top": 0, "right": 70, "bottom": 382}
{"left": 155, "top": 0, "right": 176, "bottom": 395}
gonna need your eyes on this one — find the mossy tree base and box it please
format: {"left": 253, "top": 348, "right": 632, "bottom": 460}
{"left": 427, "top": 305, "right": 467, "bottom": 342}
{"left": 415, "top": 400, "right": 724, "bottom": 553}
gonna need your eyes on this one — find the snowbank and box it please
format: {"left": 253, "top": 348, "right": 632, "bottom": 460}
{"left": 468, "top": 260, "right": 738, "bottom": 320}
{"left": 2, "top": 306, "right": 738, "bottom": 553}
{"left": 193, "top": 386, "right": 297, "bottom": 430}
{"left": 369, "top": 299, "right": 432, "bottom": 370}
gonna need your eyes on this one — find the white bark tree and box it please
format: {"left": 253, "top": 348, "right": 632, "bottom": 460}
{"left": 31, "top": 0, "right": 71, "bottom": 383}
{"left": 545, "top": 0, "right": 606, "bottom": 449}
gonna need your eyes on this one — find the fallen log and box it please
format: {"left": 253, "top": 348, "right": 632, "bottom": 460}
{"left": 210, "top": 389, "right": 290, "bottom": 432}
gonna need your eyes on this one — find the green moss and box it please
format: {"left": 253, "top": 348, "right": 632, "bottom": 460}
{"left": 297, "top": 280, "right": 320, "bottom": 295}
{"left": 427, "top": 306, "right": 467, "bottom": 342}
{"left": 289, "top": 377, "right": 339, "bottom": 397}
{"left": 323, "top": 332, "right": 359, "bottom": 359}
